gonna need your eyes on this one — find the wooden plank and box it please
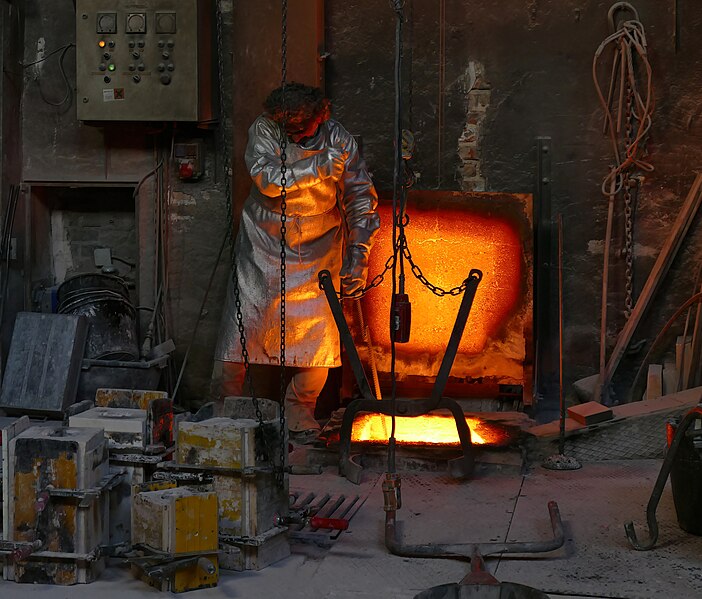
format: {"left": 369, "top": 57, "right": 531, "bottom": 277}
{"left": 675, "top": 335, "right": 692, "bottom": 391}
{"left": 645, "top": 364, "right": 663, "bottom": 401}
{"left": 600, "top": 173, "right": 702, "bottom": 401}
{"left": 567, "top": 401, "right": 613, "bottom": 425}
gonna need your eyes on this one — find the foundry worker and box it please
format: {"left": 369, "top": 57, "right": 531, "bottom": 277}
{"left": 214, "top": 83, "right": 380, "bottom": 443}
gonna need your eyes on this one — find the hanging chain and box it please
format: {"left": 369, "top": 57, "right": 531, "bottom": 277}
{"left": 623, "top": 82, "right": 635, "bottom": 320}
{"left": 402, "top": 238, "right": 470, "bottom": 296}
{"left": 277, "top": 0, "right": 289, "bottom": 488}
{"left": 216, "top": 2, "right": 269, "bottom": 459}
{"left": 341, "top": 228, "right": 471, "bottom": 300}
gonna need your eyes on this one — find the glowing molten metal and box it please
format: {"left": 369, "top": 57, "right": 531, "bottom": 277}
{"left": 351, "top": 414, "right": 509, "bottom": 446}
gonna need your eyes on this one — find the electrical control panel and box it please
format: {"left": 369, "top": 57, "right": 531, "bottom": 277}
{"left": 75, "top": 0, "right": 215, "bottom": 122}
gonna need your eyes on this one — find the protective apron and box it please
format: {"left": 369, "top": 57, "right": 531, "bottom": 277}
{"left": 215, "top": 116, "right": 379, "bottom": 368}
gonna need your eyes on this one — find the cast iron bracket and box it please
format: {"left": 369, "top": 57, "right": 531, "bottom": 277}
{"left": 318, "top": 268, "right": 482, "bottom": 484}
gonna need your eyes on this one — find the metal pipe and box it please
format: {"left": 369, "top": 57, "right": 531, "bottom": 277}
{"left": 385, "top": 501, "right": 564, "bottom": 559}
{"left": 625, "top": 405, "right": 702, "bottom": 550}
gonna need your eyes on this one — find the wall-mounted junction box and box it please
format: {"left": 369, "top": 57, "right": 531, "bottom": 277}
{"left": 75, "top": 0, "right": 217, "bottom": 122}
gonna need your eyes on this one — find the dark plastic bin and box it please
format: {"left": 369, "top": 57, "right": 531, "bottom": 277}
{"left": 76, "top": 356, "right": 168, "bottom": 403}
{"left": 668, "top": 416, "right": 702, "bottom": 535}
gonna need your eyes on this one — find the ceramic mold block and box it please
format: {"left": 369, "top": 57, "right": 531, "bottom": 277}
{"left": 69, "top": 407, "right": 147, "bottom": 450}
{"left": 131, "top": 486, "right": 218, "bottom": 592}
{"left": 4, "top": 425, "right": 109, "bottom": 584}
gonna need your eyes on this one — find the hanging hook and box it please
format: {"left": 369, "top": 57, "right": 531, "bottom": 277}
{"left": 608, "top": 2, "right": 640, "bottom": 32}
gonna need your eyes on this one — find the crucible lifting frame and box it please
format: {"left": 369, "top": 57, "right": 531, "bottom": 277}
{"left": 318, "top": 268, "right": 482, "bottom": 484}
{"left": 320, "top": 269, "right": 565, "bottom": 564}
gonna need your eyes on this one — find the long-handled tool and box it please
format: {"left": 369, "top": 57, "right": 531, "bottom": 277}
{"left": 625, "top": 403, "right": 702, "bottom": 550}
{"left": 543, "top": 215, "right": 581, "bottom": 471}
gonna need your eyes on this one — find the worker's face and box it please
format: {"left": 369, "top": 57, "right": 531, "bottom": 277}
{"left": 285, "top": 113, "right": 323, "bottom": 143}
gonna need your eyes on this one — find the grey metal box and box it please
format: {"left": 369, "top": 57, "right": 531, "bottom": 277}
{"left": 0, "top": 313, "right": 88, "bottom": 416}
{"left": 75, "top": 0, "right": 213, "bottom": 122}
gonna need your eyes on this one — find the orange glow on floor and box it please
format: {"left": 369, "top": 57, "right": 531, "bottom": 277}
{"left": 351, "top": 413, "right": 508, "bottom": 446}
{"left": 364, "top": 203, "right": 523, "bottom": 355}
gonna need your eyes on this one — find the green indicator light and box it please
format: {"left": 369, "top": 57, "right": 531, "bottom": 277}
{"left": 108, "top": 64, "right": 116, "bottom": 71}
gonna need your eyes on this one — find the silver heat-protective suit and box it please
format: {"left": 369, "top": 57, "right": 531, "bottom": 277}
{"left": 215, "top": 115, "right": 380, "bottom": 368}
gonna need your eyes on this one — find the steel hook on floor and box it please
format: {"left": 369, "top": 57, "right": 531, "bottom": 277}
{"left": 624, "top": 404, "right": 702, "bottom": 550}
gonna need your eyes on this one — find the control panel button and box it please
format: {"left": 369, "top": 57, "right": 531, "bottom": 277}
{"left": 128, "top": 64, "right": 135, "bottom": 71}
{"left": 128, "top": 40, "right": 135, "bottom": 48}
{"left": 157, "top": 63, "right": 165, "bottom": 72}
{"left": 126, "top": 13, "right": 146, "bottom": 34}
{"left": 167, "top": 64, "right": 175, "bottom": 71}
{"left": 137, "top": 40, "right": 145, "bottom": 48}
{"left": 160, "top": 74, "right": 172, "bottom": 85}
{"left": 137, "top": 63, "right": 145, "bottom": 71}
{"left": 158, "top": 40, "right": 165, "bottom": 48}
{"left": 108, "top": 41, "right": 115, "bottom": 48}
{"left": 132, "top": 51, "right": 140, "bottom": 59}
{"left": 167, "top": 40, "right": 174, "bottom": 48}
{"left": 96, "top": 12, "right": 117, "bottom": 34}
{"left": 98, "top": 63, "right": 106, "bottom": 71}
{"left": 103, "top": 52, "right": 111, "bottom": 60}
{"left": 133, "top": 74, "right": 142, "bottom": 83}
{"left": 108, "top": 64, "right": 116, "bottom": 72}
{"left": 103, "top": 76, "right": 111, "bottom": 83}
{"left": 155, "top": 11, "right": 176, "bottom": 34}
{"left": 161, "top": 51, "right": 170, "bottom": 60}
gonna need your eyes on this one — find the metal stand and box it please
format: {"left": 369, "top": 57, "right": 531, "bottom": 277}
{"left": 318, "top": 268, "right": 482, "bottom": 484}
{"left": 543, "top": 214, "right": 581, "bottom": 471}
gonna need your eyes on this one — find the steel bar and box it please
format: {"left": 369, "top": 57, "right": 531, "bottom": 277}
{"left": 318, "top": 270, "right": 375, "bottom": 401}
{"left": 534, "top": 137, "right": 553, "bottom": 401}
{"left": 558, "top": 214, "right": 565, "bottom": 455}
{"left": 428, "top": 270, "right": 482, "bottom": 409}
{"left": 385, "top": 500, "right": 564, "bottom": 559}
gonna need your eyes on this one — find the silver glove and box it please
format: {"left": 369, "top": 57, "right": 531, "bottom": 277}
{"left": 340, "top": 244, "right": 370, "bottom": 297}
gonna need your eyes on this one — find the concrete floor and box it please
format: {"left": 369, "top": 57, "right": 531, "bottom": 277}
{"left": 2, "top": 459, "right": 701, "bottom": 598}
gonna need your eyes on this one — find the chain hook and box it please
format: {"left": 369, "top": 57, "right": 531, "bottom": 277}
{"left": 608, "top": 2, "right": 639, "bottom": 32}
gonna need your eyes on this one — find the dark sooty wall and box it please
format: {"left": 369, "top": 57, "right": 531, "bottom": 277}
{"left": 326, "top": 0, "right": 702, "bottom": 408}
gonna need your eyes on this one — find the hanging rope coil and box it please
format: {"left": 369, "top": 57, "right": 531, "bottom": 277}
{"left": 593, "top": 3, "right": 654, "bottom": 198}
{"left": 593, "top": 2, "right": 654, "bottom": 326}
